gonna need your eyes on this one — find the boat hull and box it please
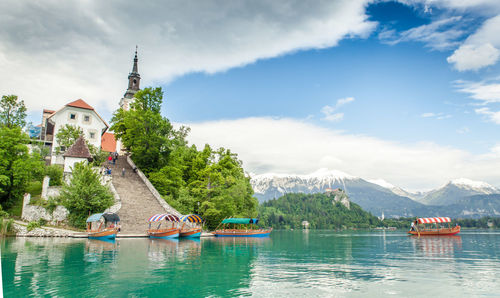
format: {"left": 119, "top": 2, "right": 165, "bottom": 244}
{"left": 87, "top": 228, "right": 118, "bottom": 240}
{"left": 148, "top": 228, "right": 180, "bottom": 239}
{"left": 180, "top": 228, "right": 202, "bottom": 238}
{"left": 214, "top": 229, "right": 272, "bottom": 237}
{"left": 408, "top": 226, "right": 460, "bottom": 236}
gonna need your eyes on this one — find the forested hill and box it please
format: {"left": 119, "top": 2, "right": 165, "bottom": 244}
{"left": 259, "top": 191, "right": 381, "bottom": 229}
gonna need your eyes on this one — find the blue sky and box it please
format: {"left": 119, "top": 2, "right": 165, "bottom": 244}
{"left": 2, "top": 0, "right": 500, "bottom": 189}
{"left": 163, "top": 2, "right": 497, "bottom": 154}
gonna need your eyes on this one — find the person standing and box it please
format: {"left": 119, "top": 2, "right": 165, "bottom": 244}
{"left": 122, "top": 168, "right": 125, "bottom": 177}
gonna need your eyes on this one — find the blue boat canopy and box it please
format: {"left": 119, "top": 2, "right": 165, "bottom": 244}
{"left": 86, "top": 213, "right": 104, "bottom": 223}
{"left": 86, "top": 212, "right": 120, "bottom": 223}
{"left": 221, "top": 218, "right": 259, "bottom": 225}
{"left": 180, "top": 214, "right": 203, "bottom": 223}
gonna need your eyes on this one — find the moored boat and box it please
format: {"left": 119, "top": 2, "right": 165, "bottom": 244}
{"left": 408, "top": 217, "right": 460, "bottom": 236}
{"left": 86, "top": 212, "right": 120, "bottom": 240}
{"left": 214, "top": 218, "right": 272, "bottom": 237}
{"left": 179, "top": 214, "right": 203, "bottom": 238}
{"left": 147, "top": 214, "right": 180, "bottom": 239}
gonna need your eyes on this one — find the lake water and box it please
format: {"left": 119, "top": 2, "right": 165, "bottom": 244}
{"left": 2, "top": 230, "right": 500, "bottom": 297}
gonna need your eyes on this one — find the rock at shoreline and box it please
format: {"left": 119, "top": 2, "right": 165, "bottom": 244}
{"left": 13, "top": 223, "right": 73, "bottom": 237}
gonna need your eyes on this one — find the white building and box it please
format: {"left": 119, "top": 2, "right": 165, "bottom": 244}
{"left": 63, "top": 136, "right": 92, "bottom": 173}
{"left": 44, "top": 99, "right": 109, "bottom": 164}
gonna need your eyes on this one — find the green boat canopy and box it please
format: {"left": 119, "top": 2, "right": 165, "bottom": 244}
{"left": 221, "top": 218, "right": 259, "bottom": 224}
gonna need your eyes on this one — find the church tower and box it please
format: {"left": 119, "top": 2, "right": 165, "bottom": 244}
{"left": 119, "top": 47, "right": 141, "bottom": 111}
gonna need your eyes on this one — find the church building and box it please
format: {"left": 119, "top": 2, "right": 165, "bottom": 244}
{"left": 39, "top": 48, "right": 142, "bottom": 164}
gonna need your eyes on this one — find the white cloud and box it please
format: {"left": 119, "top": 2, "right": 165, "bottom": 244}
{"left": 447, "top": 15, "right": 500, "bottom": 71}
{"left": 420, "top": 112, "right": 451, "bottom": 119}
{"left": 475, "top": 107, "right": 500, "bottom": 124}
{"left": 321, "top": 97, "right": 354, "bottom": 122}
{"left": 336, "top": 97, "right": 355, "bottom": 107}
{"left": 380, "top": 16, "right": 465, "bottom": 50}
{"left": 456, "top": 127, "right": 470, "bottom": 134}
{"left": 455, "top": 79, "right": 500, "bottom": 104}
{"left": 180, "top": 117, "right": 500, "bottom": 190}
{"left": 0, "top": 0, "right": 376, "bottom": 114}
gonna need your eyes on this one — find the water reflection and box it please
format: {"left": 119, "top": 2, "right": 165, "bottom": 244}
{"left": 84, "top": 238, "right": 118, "bottom": 263}
{"left": 147, "top": 238, "right": 178, "bottom": 267}
{"left": 2, "top": 231, "right": 500, "bottom": 297}
{"left": 411, "top": 235, "right": 462, "bottom": 257}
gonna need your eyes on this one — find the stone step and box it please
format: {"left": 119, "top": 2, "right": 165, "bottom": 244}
{"left": 109, "top": 156, "right": 175, "bottom": 233}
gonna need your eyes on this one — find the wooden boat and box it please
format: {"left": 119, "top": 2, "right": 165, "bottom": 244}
{"left": 179, "top": 214, "right": 203, "bottom": 238}
{"left": 147, "top": 214, "right": 180, "bottom": 239}
{"left": 408, "top": 217, "right": 460, "bottom": 236}
{"left": 214, "top": 218, "right": 272, "bottom": 237}
{"left": 86, "top": 212, "right": 120, "bottom": 240}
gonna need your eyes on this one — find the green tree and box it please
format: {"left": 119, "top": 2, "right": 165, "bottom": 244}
{"left": 259, "top": 192, "right": 381, "bottom": 229}
{"left": 0, "top": 126, "right": 44, "bottom": 207}
{"left": 45, "top": 165, "right": 63, "bottom": 186}
{"left": 111, "top": 87, "right": 187, "bottom": 172}
{"left": 60, "top": 162, "right": 114, "bottom": 228}
{"left": 55, "top": 124, "right": 83, "bottom": 153}
{"left": 0, "top": 95, "right": 27, "bottom": 128}
{"left": 111, "top": 86, "right": 258, "bottom": 229}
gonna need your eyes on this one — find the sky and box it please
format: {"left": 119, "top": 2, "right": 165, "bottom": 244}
{"left": 1, "top": 0, "right": 500, "bottom": 191}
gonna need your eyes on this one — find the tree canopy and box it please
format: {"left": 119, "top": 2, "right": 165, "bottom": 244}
{"left": 0, "top": 126, "right": 44, "bottom": 207}
{"left": 111, "top": 87, "right": 257, "bottom": 229}
{"left": 55, "top": 124, "right": 83, "bottom": 153}
{"left": 0, "top": 95, "right": 44, "bottom": 207}
{"left": 0, "top": 95, "right": 27, "bottom": 128}
{"left": 60, "top": 162, "right": 114, "bottom": 228}
{"left": 259, "top": 192, "right": 381, "bottom": 229}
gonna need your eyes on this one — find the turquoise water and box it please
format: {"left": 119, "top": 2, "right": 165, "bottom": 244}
{"left": 2, "top": 230, "right": 500, "bottom": 297}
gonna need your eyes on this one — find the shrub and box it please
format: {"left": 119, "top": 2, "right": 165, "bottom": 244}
{"left": 46, "top": 197, "right": 60, "bottom": 213}
{"left": 0, "top": 217, "right": 14, "bottom": 235}
{"left": 27, "top": 221, "right": 41, "bottom": 231}
{"left": 60, "top": 162, "right": 113, "bottom": 228}
{"left": 38, "top": 218, "right": 47, "bottom": 226}
{"left": 45, "top": 165, "right": 63, "bottom": 186}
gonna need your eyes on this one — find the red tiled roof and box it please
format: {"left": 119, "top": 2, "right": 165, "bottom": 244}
{"left": 66, "top": 99, "right": 94, "bottom": 110}
{"left": 101, "top": 132, "right": 117, "bottom": 152}
{"left": 43, "top": 109, "right": 55, "bottom": 114}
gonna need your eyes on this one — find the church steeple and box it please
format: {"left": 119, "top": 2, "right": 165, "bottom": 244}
{"left": 123, "top": 46, "right": 141, "bottom": 99}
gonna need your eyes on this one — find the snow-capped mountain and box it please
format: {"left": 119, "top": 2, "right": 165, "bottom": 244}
{"left": 252, "top": 168, "right": 358, "bottom": 199}
{"left": 418, "top": 178, "right": 500, "bottom": 206}
{"left": 251, "top": 170, "right": 500, "bottom": 218}
{"left": 367, "top": 179, "right": 427, "bottom": 200}
{"left": 251, "top": 169, "right": 427, "bottom": 217}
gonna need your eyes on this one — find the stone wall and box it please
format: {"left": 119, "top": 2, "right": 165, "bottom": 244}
{"left": 21, "top": 193, "right": 70, "bottom": 225}
{"left": 41, "top": 176, "right": 61, "bottom": 199}
{"left": 104, "top": 181, "right": 122, "bottom": 214}
{"left": 126, "top": 155, "right": 180, "bottom": 216}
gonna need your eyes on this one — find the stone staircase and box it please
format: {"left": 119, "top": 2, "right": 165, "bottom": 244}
{"left": 110, "top": 156, "right": 174, "bottom": 234}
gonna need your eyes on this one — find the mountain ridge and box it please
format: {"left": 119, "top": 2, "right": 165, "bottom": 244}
{"left": 250, "top": 169, "right": 500, "bottom": 218}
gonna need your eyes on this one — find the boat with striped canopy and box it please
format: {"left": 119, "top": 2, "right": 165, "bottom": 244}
{"left": 147, "top": 214, "right": 180, "bottom": 239}
{"left": 214, "top": 218, "right": 272, "bottom": 237}
{"left": 86, "top": 212, "right": 120, "bottom": 240}
{"left": 408, "top": 217, "right": 460, "bottom": 236}
{"left": 179, "top": 214, "right": 203, "bottom": 238}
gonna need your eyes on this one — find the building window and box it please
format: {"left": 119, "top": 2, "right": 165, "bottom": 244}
{"left": 84, "top": 115, "right": 90, "bottom": 122}
{"left": 90, "top": 132, "right": 95, "bottom": 139}
{"left": 70, "top": 113, "right": 76, "bottom": 120}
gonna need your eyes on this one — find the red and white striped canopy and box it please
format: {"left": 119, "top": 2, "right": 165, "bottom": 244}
{"left": 417, "top": 217, "right": 451, "bottom": 224}
{"left": 148, "top": 214, "right": 180, "bottom": 222}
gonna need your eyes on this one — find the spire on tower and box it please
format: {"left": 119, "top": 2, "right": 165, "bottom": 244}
{"left": 123, "top": 47, "right": 141, "bottom": 100}
{"left": 132, "top": 45, "right": 138, "bottom": 74}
